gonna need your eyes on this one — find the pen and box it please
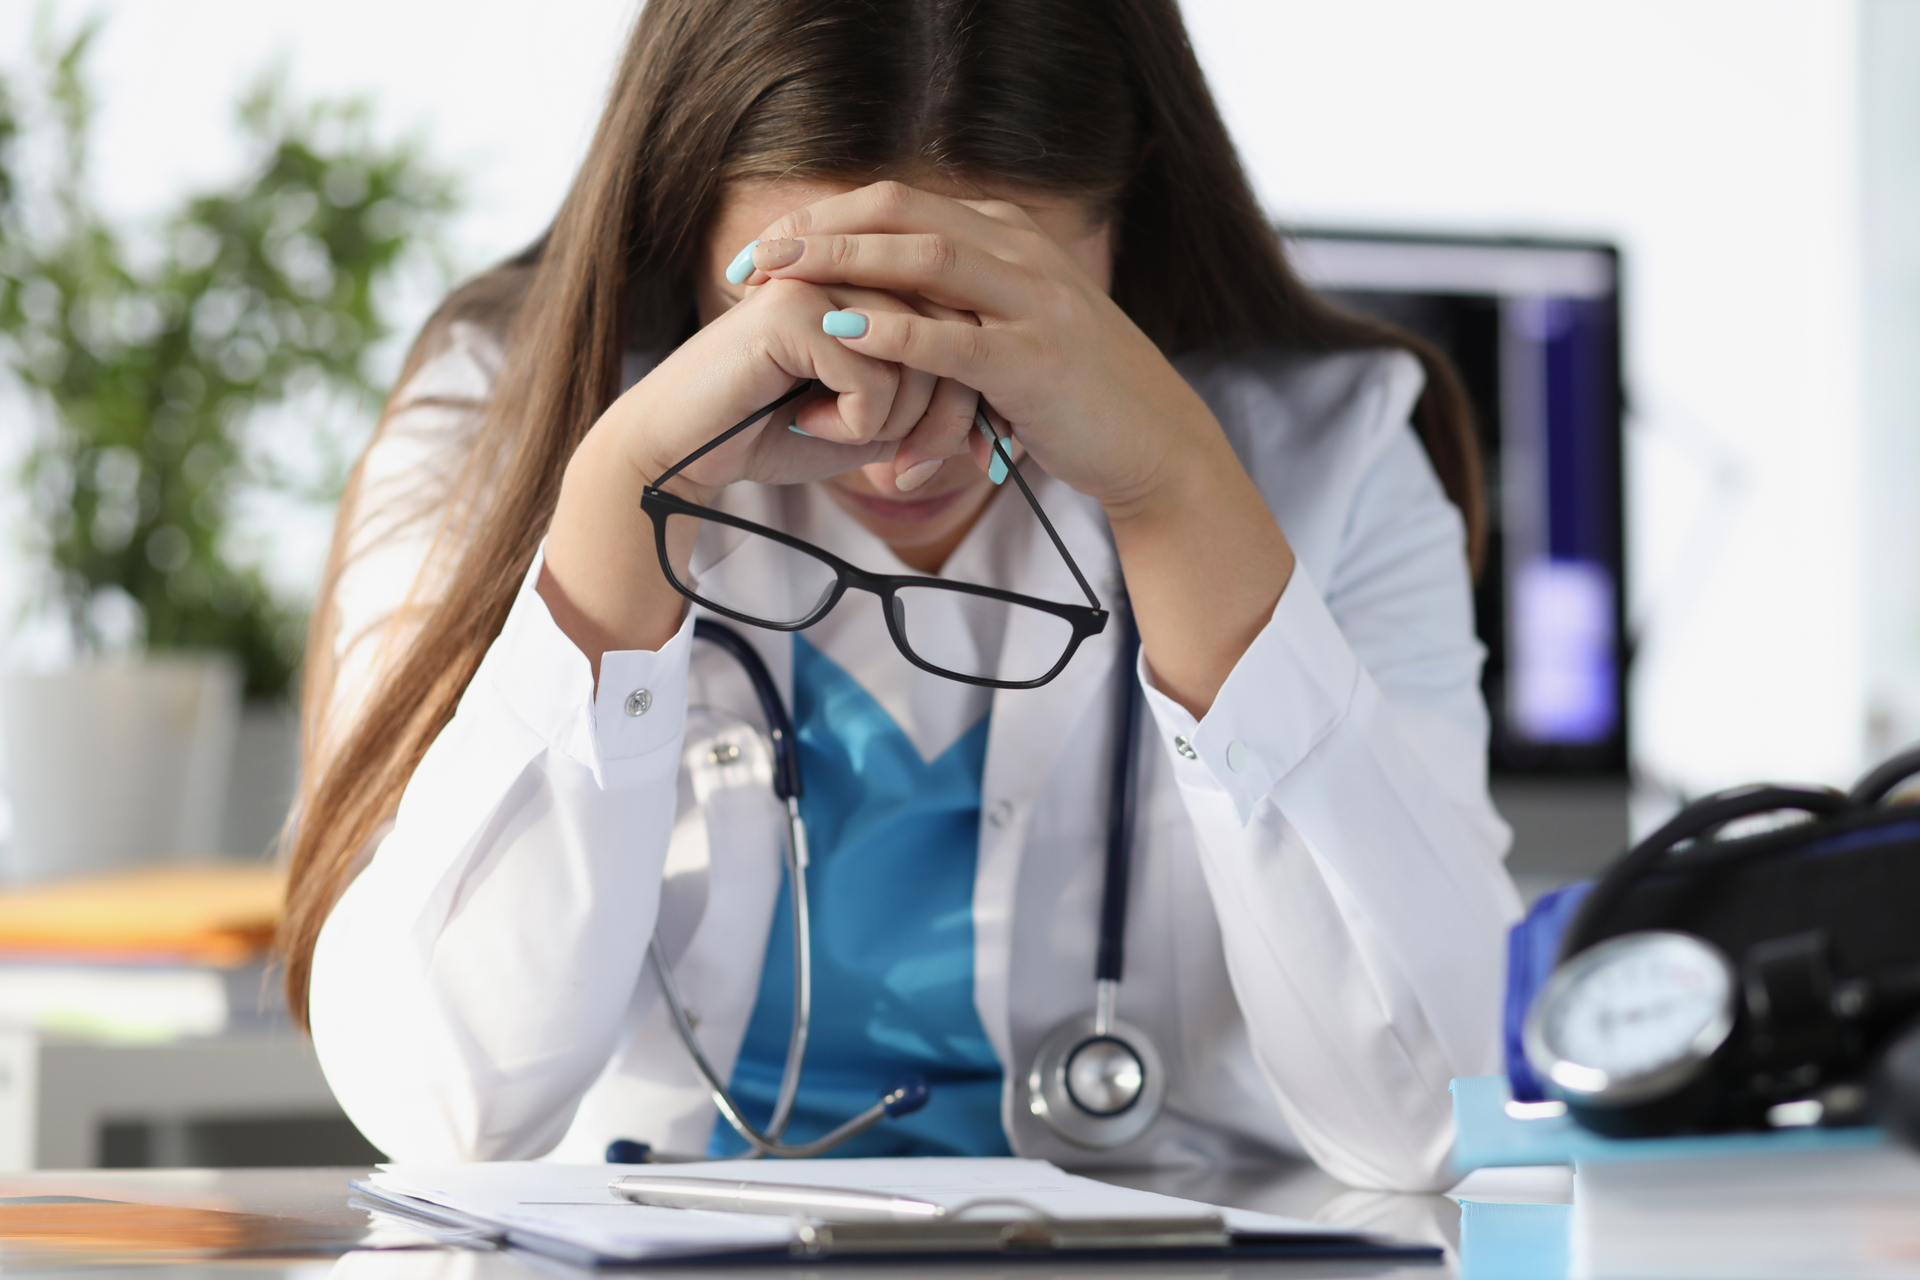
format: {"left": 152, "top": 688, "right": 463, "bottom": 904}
{"left": 610, "top": 1174, "right": 947, "bottom": 1222}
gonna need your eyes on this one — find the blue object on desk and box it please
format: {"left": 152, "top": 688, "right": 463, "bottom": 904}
{"left": 1450, "top": 1075, "right": 1888, "bottom": 1171}
{"left": 1457, "top": 1201, "right": 1569, "bottom": 1280}
{"left": 1502, "top": 881, "right": 1592, "bottom": 1103}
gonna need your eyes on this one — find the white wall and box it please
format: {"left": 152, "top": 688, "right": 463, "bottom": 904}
{"left": 4, "top": 1, "right": 1909, "bottom": 805}
{"left": 2, "top": 0, "right": 637, "bottom": 275}
{"left": 1184, "top": 0, "right": 1875, "bottom": 803}
{"left": 1861, "top": 0, "right": 1920, "bottom": 759}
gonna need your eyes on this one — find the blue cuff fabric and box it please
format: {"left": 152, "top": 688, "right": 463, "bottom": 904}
{"left": 1503, "top": 880, "right": 1593, "bottom": 1103}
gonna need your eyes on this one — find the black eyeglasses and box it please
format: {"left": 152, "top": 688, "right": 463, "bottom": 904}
{"left": 640, "top": 380, "right": 1108, "bottom": 689}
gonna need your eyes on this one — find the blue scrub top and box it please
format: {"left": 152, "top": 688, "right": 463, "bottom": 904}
{"left": 709, "top": 635, "right": 1011, "bottom": 1157}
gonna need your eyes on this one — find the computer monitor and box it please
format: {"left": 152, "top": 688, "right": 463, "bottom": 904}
{"left": 1288, "top": 231, "right": 1627, "bottom": 775}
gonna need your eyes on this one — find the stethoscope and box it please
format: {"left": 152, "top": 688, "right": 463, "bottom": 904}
{"left": 613, "top": 613, "right": 1160, "bottom": 1161}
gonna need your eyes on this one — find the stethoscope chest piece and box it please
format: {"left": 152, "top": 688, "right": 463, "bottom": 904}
{"left": 1027, "top": 1010, "right": 1165, "bottom": 1149}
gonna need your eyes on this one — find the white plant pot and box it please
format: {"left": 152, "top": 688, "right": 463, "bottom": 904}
{"left": 0, "top": 655, "right": 242, "bottom": 882}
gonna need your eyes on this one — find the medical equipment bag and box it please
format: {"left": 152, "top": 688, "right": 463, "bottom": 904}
{"left": 1504, "top": 745, "right": 1920, "bottom": 1142}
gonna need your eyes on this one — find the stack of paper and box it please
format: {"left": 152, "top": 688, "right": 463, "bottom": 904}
{"left": 1452, "top": 1076, "right": 1920, "bottom": 1279}
{"left": 356, "top": 1158, "right": 1391, "bottom": 1265}
{"left": 1572, "top": 1141, "right": 1920, "bottom": 1280}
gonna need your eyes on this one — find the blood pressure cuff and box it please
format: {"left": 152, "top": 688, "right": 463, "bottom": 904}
{"left": 1503, "top": 880, "right": 1592, "bottom": 1103}
{"left": 1503, "top": 794, "right": 1920, "bottom": 1107}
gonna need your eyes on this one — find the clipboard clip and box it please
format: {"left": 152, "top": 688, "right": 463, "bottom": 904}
{"left": 790, "top": 1205, "right": 1230, "bottom": 1256}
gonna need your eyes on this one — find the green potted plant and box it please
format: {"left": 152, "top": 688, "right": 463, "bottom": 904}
{"left": 0, "top": 24, "right": 454, "bottom": 879}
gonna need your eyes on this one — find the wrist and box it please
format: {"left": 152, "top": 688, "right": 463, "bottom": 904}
{"left": 1097, "top": 401, "right": 1233, "bottom": 529}
{"left": 594, "top": 362, "right": 724, "bottom": 506}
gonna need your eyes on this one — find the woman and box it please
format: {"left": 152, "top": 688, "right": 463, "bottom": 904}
{"left": 284, "top": 0, "right": 1522, "bottom": 1191}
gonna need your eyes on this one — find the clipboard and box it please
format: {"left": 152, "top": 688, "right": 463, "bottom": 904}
{"left": 779, "top": 1215, "right": 1434, "bottom": 1263}
{"left": 350, "top": 1159, "right": 1444, "bottom": 1267}
{"left": 351, "top": 1185, "right": 1437, "bottom": 1266}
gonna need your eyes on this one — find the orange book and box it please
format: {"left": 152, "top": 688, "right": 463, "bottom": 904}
{"left": 0, "top": 864, "right": 283, "bottom": 966}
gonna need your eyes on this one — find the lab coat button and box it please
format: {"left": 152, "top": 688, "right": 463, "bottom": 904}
{"left": 624, "top": 688, "right": 653, "bottom": 717}
{"left": 988, "top": 799, "right": 1014, "bottom": 828}
{"left": 1226, "top": 740, "right": 1249, "bottom": 773}
{"left": 1173, "top": 735, "right": 1197, "bottom": 760}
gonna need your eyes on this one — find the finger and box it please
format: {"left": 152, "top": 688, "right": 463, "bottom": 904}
{"left": 776, "top": 307, "right": 900, "bottom": 446}
{"left": 889, "top": 379, "right": 983, "bottom": 492}
{"left": 760, "top": 180, "right": 1028, "bottom": 261}
{"left": 741, "top": 279, "right": 905, "bottom": 447}
{"left": 818, "top": 305, "right": 1016, "bottom": 389}
{"left": 967, "top": 401, "right": 1023, "bottom": 478}
{"left": 816, "top": 284, "right": 939, "bottom": 441}
{"left": 754, "top": 414, "right": 895, "bottom": 481}
{"left": 880, "top": 293, "right": 982, "bottom": 489}
{"left": 749, "top": 232, "right": 1029, "bottom": 318}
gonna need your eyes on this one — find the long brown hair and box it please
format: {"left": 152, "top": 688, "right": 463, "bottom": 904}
{"left": 278, "top": 0, "right": 1484, "bottom": 1026}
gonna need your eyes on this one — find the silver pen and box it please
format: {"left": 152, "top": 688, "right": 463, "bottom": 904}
{"left": 610, "top": 1174, "right": 946, "bottom": 1222}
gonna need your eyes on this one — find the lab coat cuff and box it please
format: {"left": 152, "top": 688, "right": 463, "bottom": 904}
{"left": 482, "top": 543, "right": 694, "bottom": 791}
{"left": 1138, "top": 564, "right": 1358, "bottom": 826}
{"left": 592, "top": 615, "right": 696, "bottom": 788}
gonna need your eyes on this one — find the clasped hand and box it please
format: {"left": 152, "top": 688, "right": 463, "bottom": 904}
{"left": 550, "top": 180, "right": 1293, "bottom": 717}
{"left": 615, "top": 180, "right": 1216, "bottom": 515}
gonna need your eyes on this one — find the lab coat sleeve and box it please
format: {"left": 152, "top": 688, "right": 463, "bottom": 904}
{"left": 310, "top": 552, "right": 696, "bottom": 1161}
{"left": 1138, "top": 418, "right": 1522, "bottom": 1192}
{"left": 307, "top": 378, "right": 698, "bottom": 1164}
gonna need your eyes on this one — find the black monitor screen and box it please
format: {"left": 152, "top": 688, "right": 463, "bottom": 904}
{"left": 1289, "top": 232, "right": 1626, "bottom": 775}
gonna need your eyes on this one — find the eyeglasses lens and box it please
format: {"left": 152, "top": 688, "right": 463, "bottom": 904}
{"left": 669, "top": 513, "right": 839, "bottom": 627}
{"left": 664, "top": 512, "right": 1079, "bottom": 684}
{"left": 889, "top": 584, "right": 1076, "bottom": 684}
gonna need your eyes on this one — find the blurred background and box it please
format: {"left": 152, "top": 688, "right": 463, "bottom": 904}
{"left": 0, "top": 0, "right": 1914, "bottom": 1168}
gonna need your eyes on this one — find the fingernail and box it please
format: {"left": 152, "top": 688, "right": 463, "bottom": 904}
{"left": 756, "top": 238, "right": 804, "bottom": 270}
{"left": 895, "top": 459, "right": 942, "bottom": 492}
{"left": 974, "top": 406, "right": 1007, "bottom": 485}
{"left": 787, "top": 417, "right": 811, "bottom": 437}
{"left": 822, "top": 310, "right": 868, "bottom": 338}
{"left": 724, "top": 240, "right": 760, "bottom": 285}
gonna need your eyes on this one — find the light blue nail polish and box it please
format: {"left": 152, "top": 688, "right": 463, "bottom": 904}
{"left": 974, "top": 407, "right": 1007, "bottom": 485}
{"left": 725, "top": 241, "right": 759, "bottom": 285}
{"left": 788, "top": 421, "right": 811, "bottom": 437}
{"left": 822, "top": 310, "right": 868, "bottom": 339}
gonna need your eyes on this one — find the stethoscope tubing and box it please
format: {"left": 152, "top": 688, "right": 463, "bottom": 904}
{"left": 649, "top": 611, "right": 1154, "bottom": 1159}
{"left": 671, "top": 622, "right": 817, "bottom": 1156}
{"left": 1097, "top": 611, "right": 1143, "bottom": 993}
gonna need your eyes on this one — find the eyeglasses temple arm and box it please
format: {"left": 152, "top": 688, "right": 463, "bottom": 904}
{"left": 982, "top": 422, "right": 1104, "bottom": 612}
{"left": 652, "top": 380, "right": 817, "bottom": 487}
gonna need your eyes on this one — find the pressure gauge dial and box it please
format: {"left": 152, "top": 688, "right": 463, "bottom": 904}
{"left": 1523, "top": 930, "right": 1738, "bottom": 1107}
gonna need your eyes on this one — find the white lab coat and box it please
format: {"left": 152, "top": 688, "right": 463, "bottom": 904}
{"left": 308, "top": 324, "right": 1523, "bottom": 1192}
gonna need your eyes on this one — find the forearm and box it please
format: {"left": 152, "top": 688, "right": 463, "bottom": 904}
{"left": 1134, "top": 550, "right": 1519, "bottom": 1187}
{"left": 1106, "top": 412, "right": 1295, "bottom": 718}
{"left": 540, "top": 421, "right": 703, "bottom": 677}
{"left": 1152, "top": 672, "right": 1515, "bottom": 1189}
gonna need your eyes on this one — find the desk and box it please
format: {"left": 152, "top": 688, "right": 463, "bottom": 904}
{"left": 0, "top": 1161, "right": 1539, "bottom": 1278}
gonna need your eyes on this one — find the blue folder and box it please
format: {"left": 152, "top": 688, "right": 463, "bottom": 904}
{"left": 1457, "top": 1200, "right": 1570, "bottom": 1280}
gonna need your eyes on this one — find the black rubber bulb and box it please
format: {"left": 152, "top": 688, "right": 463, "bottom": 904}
{"left": 1873, "top": 1016, "right": 1920, "bottom": 1151}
